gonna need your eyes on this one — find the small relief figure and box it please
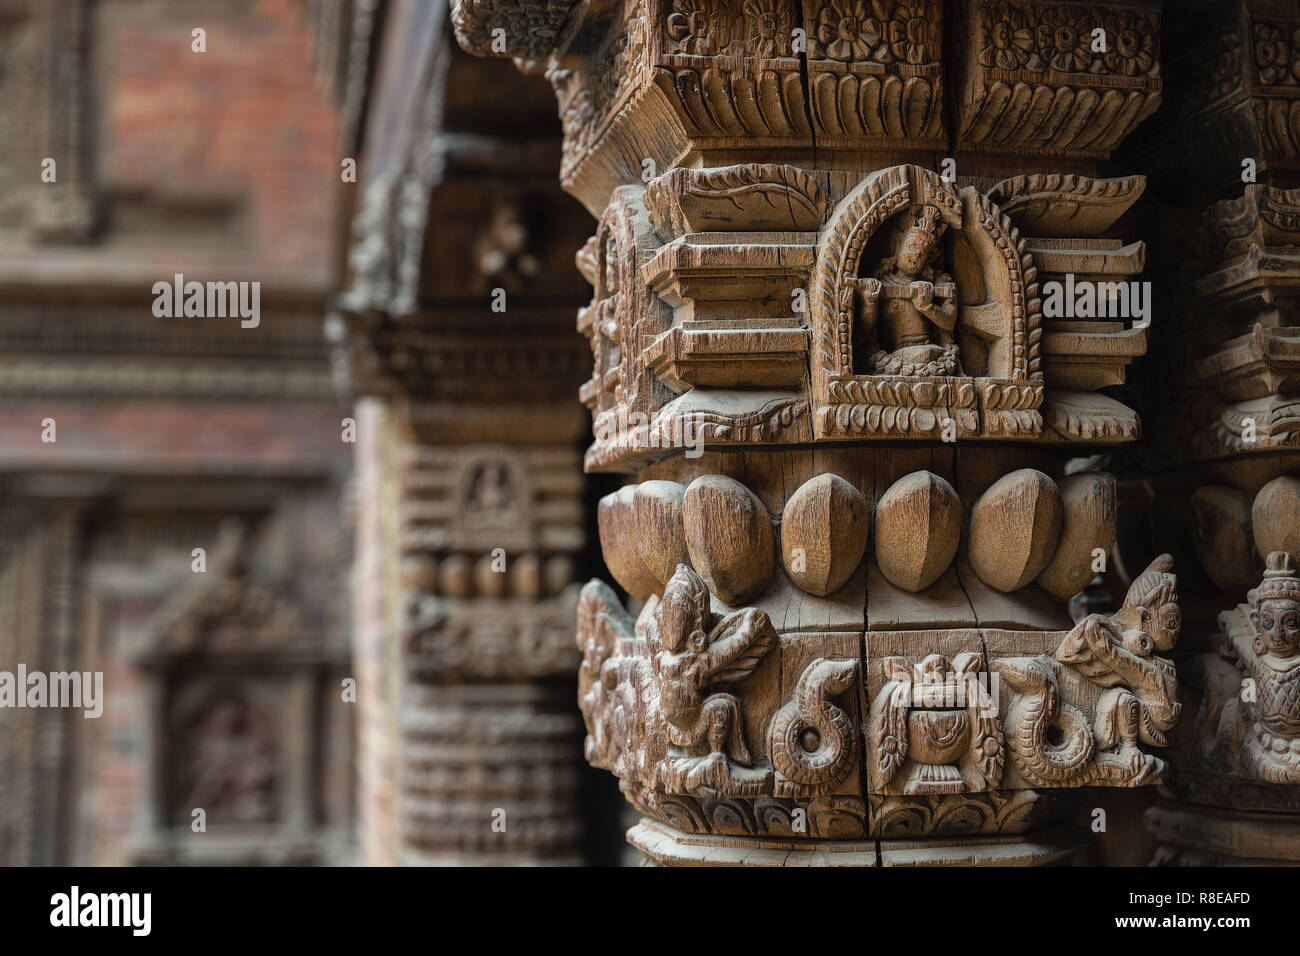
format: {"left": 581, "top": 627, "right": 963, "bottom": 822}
{"left": 1042, "top": 554, "right": 1180, "bottom": 785}
{"left": 850, "top": 204, "right": 961, "bottom": 376}
{"left": 869, "top": 652, "right": 1003, "bottom": 795}
{"left": 475, "top": 202, "right": 539, "bottom": 286}
{"left": 1224, "top": 551, "right": 1300, "bottom": 781}
{"left": 466, "top": 462, "right": 513, "bottom": 513}
{"left": 648, "top": 563, "right": 778, "bottom": 796}
{"left": 180, "top": 696, "right": 276, "bottom": 824}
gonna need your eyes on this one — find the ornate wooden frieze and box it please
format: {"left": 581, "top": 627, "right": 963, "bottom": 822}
{"left": 455, "top": 0, "right": 1172, "bottom": 865}
{"left": 576, "top": 160, "right": 1148, "bottom": 473}
{"left": 400, "top": 440, "right": 584, "bottom": 686}
{"left": 577, "top": 472, "right": 1178, "bottom": 855}
{"left": 958, "top": 0, "right": 1162, "bottom": 158}
{"left": 454, "top": 0, "right": 1162, "bottom": 213}
{"left": 401, "top": 684, "right": 585, "bottom": 864}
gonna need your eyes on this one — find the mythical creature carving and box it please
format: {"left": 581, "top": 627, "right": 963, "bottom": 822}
{"left": 576, "top": 564, "right": 778, "bottom": 797}
{"left": 997, "top": 554, "right": 1181, "bottom": 787}
{"left": 649, "top": 564, "right": 778, "bottom": 794}
{"left": 1057, "top": 554, "right": 1181, "bottom": 751}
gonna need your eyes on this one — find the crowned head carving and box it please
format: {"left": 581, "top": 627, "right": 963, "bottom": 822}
{"left": 897, "top": 205, "right": 947, "bottom": 277}
{"left": 1221, "top": 552, "right": 1300, "bottom": 768}
{"left": 649, "top": 564, "right": 711, "bottom": 656}
{"left": 1251, "top": 551, "right": 1300, "bottom": 659}
{"left": 1111, "top": 553, "right": 1180, "bottom": 654}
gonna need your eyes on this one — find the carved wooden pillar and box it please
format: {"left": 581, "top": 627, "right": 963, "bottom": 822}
{"left": 393, "top": 380, "right": 592, "bottom": 865}
{"left": 339, "top": 4, "right": 597, "bottom": 864}
{"left": 455, "top": 0, "right": 1176, "bottom": 865}
{"left": 0, "top": 496, "right": 88, "bottom": 865}
{"left": 1123, "top": 0, "right": 1300, "bottom": 865}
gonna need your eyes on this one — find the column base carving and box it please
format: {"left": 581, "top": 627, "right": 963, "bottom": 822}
{"left": 1148, "top": 801, "right": 1300, "bottom": 866}
{"left": 628, "top": 818, "right": 1086, "bottom": 867}
{"left": 580, "top": 457, "right": 1180, "bottom": 864}
{"left": 400, "top": 684, "right": 585, "bottom": 865}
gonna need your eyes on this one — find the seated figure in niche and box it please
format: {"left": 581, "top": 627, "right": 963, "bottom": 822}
{"left": 850, "top": 205, "right": 962, "bottom": 377}
{"left": 181, "top": 696, "right": 276, "bottom": 823}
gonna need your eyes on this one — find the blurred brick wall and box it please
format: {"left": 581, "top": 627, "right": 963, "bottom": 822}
{"left": 99, "top": 0, "right": 341, "bottom": 268}
{"left": 0, "top": 0, "right": 354, "bottom": 865}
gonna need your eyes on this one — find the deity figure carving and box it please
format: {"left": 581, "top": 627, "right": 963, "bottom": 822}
{"left": 180, "top": 695, "right": 277, "bottom": 824}
{"left": 851, "top": 205, "right": 961, "bottom": 377}
{"left": 1057, "top": 553, "right": 1181, "bottom": 757}
{"left": 1224, "top": 551, "right": 1300, "bottom": 781}
{"left": 466, "top": 462, "right": 514, "bottom": 513}
{"left": 649, "top": 564, "right": 778, "bottom": 795}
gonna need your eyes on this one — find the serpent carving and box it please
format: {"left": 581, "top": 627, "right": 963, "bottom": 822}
{"left": 995, "top": 657, "right": 1096, "bottom": 787}
{"left": 768, "top": 658, "right": 859, "bottom": 790}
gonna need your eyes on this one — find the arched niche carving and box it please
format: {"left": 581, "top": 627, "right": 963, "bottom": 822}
{"left": 810, "top": 164, "right": 1043, "bottom": 440}
{"left": 450, "top": 447, "right": 532, "bottom": 530}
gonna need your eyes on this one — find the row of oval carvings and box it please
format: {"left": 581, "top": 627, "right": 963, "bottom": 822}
{"left": 598, "top": 468, "right": 1115, "bottom": 604}
{"left": 1192, "top": 476, "right": 1300, "bottom": 597}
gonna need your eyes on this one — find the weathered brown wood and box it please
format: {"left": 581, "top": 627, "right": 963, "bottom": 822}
{"left": 454, "top": 0, "right": 1173, "bottom": 866}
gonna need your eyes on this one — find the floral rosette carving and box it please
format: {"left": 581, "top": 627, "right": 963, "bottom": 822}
{"left": 888, "top": 1, "right": 938, "bottom": 65}
{"left": 666, "top": 0, "right": 727, "bottom": 55}
{"left": 1036, "top": 4, "right": 1098, "bottom": 73}
{"left": 980, "top": 0, "right": 1041, "bottom": 70}
{"left": 742, "top": 0, "right": 790, "bottom": 57}
{"left": 815, "top": 0, "right": 890, "bottom": 62}
{"left": 1101, "top": 8, "right": 1156, "bottom": 77}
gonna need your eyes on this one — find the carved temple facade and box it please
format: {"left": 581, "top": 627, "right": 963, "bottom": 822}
{"left": 0, "top": 0, "right": 355, "bottom": 865}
